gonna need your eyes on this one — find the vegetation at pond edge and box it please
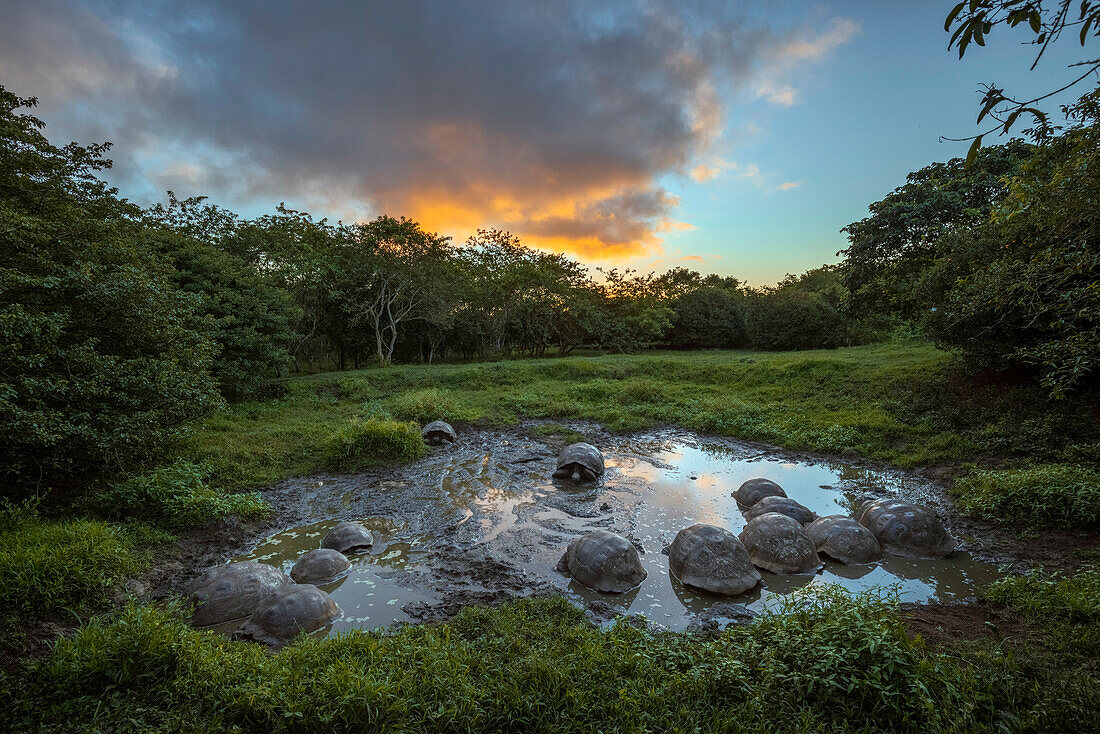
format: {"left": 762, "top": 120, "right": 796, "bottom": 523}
{"left": 5, "top": 584, "right": 1099, "bottom": 733}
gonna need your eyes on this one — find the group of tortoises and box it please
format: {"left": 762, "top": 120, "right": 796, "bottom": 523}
{"left": 186, "top": 421, "right": 959, "bottom": 640}
{"left": 559, "top": 470, "right": 959, "bottom": 598}
{"left": 185, "top": 520, "right": 374, "bottom": 644}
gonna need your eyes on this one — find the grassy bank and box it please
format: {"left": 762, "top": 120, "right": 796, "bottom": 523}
{"left": 189, "top": 342, "right": 1099, "bottom": 527}
{"left": 5, "top": 579, "right": 1098, "bottom": 733}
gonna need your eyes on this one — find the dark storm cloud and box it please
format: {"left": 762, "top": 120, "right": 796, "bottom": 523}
{"left": 0, "top": 0, "right": 846, "bottom": 257}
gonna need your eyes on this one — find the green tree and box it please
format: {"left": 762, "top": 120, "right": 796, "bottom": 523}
{"left": 0, "top": 88, "right": 221, "bottom": 489}
{"left": 927, "top": 91, "right": 1100, "bottom": 396}
{"left": 670, "top": 287, "right": 747, "bottom": 349}
{"left": 839, "top": 141, "right": 1032, "bottom": 321}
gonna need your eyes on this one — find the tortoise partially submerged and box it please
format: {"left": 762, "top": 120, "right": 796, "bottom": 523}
{"left": 320, "top": 521, "right": 374, "bottom": 554}
{"left": 422, "top": 420, "right": 456, "bottom": 446}
{"left": 290, "top": 548, "right": 351, "bottom": 584}
{"left": 739, "top": 512, "right": 823, "bottom": 575}
{"left": 186, "top": 561, "right": 291, "bottom": 627}
{"left": 557, "top": 529, "right": 646, "bottom": 592}
{"left": 806, "top": 515, "right": 882, "bottom": 565}
{"left": 743, "top": 496, "right": 815, "bottom": 525}
{"left": 733, "top": 478, "right": 787, "bottom": 507}
{"left": 552, "top": 442, "right": 605, "bottom": 484}
{"left": 665, "top": 523, "right": 760, "bottom": 596}
{"left": 238, "top": 584, "right": 340, "bottom": 644}
{"left": 855, "top": 498, "right": 957, "bottom": 559}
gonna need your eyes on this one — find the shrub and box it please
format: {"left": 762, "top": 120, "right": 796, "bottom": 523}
{"left": 327, "top": 419, "right": 427, "bottom": 471}
{"left": 0, "top": 509, "right": 164, "bottom": 632}
{"left": 953, "top": 464, "right": 1100, "bottom": 528}
{"left": 670, "top": 287, "right": 747, "bottom": 348}
{"left": 0, "top": 87, "right": 223, "bottom": 492}
{"left": 745, "top": 289, "right": 843, "bottom": 351}
{"left": 96, "top": 460, "right": 267, "bottom": 529}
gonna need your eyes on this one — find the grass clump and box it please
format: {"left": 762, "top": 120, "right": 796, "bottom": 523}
{"left": 984, "top": 566, "right": 1100, "bottom": 624}
{"left": 96, "top": 460, "right": 268, "bottom": 529}
{"left": 953, "top": 464, "right": 1100, "bottom": 528}
{"left": 532, "top": 423, "right": 586, "bottom": 444}
{"left": 327, "top": 418, "right": 427, "bottom": 471}
{"left": 0, "top": 504, "right": 168, "bottom": 636}
{"left": 9, "top": 588, "right": 1012, "bottom": 733}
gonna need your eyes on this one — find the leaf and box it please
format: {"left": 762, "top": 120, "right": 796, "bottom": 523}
{"left": 966, "top": 135, "right": 984, "bottom": 168}
{"left": 1029, "top": 9, "right": 1041, "bottom": 33}
{"left": 945, "top": 2, "right": 965, "bottom": 30}
{"left": 1003, "top": 109, "right": 1022, "bottom": 133}
{"left": 1082, "top": 16, "right": 1094, "bottom": 44}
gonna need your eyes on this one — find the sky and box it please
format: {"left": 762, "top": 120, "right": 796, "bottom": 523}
{"left": 0, "top": 0, "right": 1088, "bottom": 284}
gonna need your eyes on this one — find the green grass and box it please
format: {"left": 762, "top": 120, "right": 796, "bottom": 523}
{"left": 1, "top": 587, "right": 1046, "bottom": 734}
{"left": 189, "top": 343, "right": 1099, "bottom": 501}
{"left": 327, "top": 418, "right": 428, "bottom": 471}
{"left": 95, "top": 460, "right": 268, "bottom": 529}
{"left": 0, "top": 506, "right": 170, "bottom": 640}
{"left": 953, "top": 465, "right": 1100, "bottom": 528}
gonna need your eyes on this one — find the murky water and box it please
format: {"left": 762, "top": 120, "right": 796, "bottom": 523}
{"left": 233, "top": 429, "right": 1003, "bottom": 634}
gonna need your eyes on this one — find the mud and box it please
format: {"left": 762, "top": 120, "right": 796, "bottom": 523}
{"left": 149, "top": 424, "right": 1065, "bottom": 639}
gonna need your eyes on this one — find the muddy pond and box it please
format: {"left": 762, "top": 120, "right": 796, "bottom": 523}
{"left": 230, "top": 428, "right": 1002, "bottom": 635}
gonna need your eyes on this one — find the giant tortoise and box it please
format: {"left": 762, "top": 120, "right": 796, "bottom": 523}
{"left": 855, "top": 498, "right": 957, "bottom": 559}
{"left": 290, "top": 548, "right": 351, "bottom": 584}
{"left": 238, "top": 584, "right": 340, "bottom": 644}
{"left": 557, "top": 529, "right": 646, "bottom": 592}
{"left": 806, "top": 515, "right": 882, "bottom": 565}
{"left": 186, "top": 561, "right": 291, "bottom": 627}
{"left": 321, "top": 521, "right": 374, "bottom": 554}
{"left": 552, "top": 442, "right": 605, "bottom": 484}
{"left": 665, "top": 523, "right": 761, "bottom": 595}
{"left": 743, "top": 495, "right": 815, "bottom": 525}
{"left": 733, "top": 478, "right": 787, "bottom": 507}
{"left": 422, "top": 420, "right": 457, "bottom": 446}
{"left": 739, "top": 512, "right": 823, "bottom": 574}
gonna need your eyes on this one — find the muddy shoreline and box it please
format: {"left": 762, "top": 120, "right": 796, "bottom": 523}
{"left": 139, "top": 423, "right": 1097, "bottom": 637}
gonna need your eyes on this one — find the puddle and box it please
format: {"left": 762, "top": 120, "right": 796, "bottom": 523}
{"left": 231, "top": 429, "right": 1003, "bottom": 634}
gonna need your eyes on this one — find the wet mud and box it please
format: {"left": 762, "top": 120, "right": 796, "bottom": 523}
{"left": 160, "top": 424, "right": 1038, "bottom": 638}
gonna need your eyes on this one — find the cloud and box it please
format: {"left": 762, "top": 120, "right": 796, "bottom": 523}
{"left": 753, "top": 17, "right": 860, "bottom": 107}
{"left": 0, "top": 0, "right": 853, "bottom": 260}
{"left": 681, "top": 255, "right": 704, "bottom": 262}
{"left": 777, "top": 181, "right": 801, "bottom": 190}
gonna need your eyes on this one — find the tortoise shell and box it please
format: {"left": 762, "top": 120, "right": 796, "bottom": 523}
{"left": 186, "top": 561, "right": 291, "bottom": 627}
{"left": 421, "top": 420, "right": 456, "bottom": 445}
{"left": 552, "top": 442, "right": 605, "bottom": 484}
{"left": 320, "top": 521, "right": 374, "bottom": 553}
{"left": 666, "top": 523, "right": 760, "bottom": 595}
{"left": 290, "top": 548, "right": 351, "bottom": 584}
{"left": 733, "top": 478, "right": 787, "bottom": 507}
{"left": 238, "top": 584, "right": 340, "bottom": 644}
{"left": 557, "top": 529, "right": 645, "bottom": 592}
{"left": 743, "top": 496, "right": 815, "bottom": 525}
{"left": 806, "top": 515, "right": 882, "bottom": 565}
{"left": 855, "top": 499, "right": 957, "bottom": 559}
{"left": 739, "top": 512, "right": 823, "bottom": 575}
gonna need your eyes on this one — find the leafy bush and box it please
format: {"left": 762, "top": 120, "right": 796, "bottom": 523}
{"left": 97, "top": 461, "right": 267, "bottom": 529}
{"left": 669, "top": 287, "right": 747, "bottom": 348}
{"left": 327, "top": 419, "right": 427, "bottom": 471}
{"left": 10, "top": 589, "right": 995, "bottom": 733}
{"left": 953, "top": 464, "right": 1100, "bottom": 528}
{"left": 745, "top": 289, "right": 843, "bottom": 351}
{"left": 0, "top": 509, "right": 164, "bottom": 632}
{"left": 0, "top": 87, "right": 223, "bottom": 492}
